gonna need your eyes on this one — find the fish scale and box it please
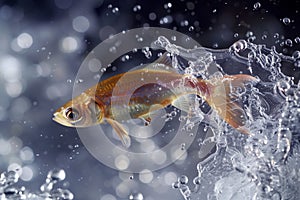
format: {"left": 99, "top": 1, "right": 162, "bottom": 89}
{"left": 53, "top": 53, "right": 258, "bottom": 147}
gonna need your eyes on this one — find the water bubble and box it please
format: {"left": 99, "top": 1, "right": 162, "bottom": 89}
{"left": 17, "top": 33, "right": 33, "bottom": 49}
{"left": 294, "top": 36, "right": 300, "bottom": 44}
{"left": 121, "top": 55, "right": 130, "bottom": 62}
{"left": 292, "top": 51, "right": 300, "bottom": 60}
{"left": 262, "top": 34, "right": 267, "bottom": 40}
{"left": 112, "top": 7, "right": 119, "bottom": 14}
{"left": 193, "top": 176, "right": 201, "bottom": 185}
{"left": 230, "top": 40, "right": 248, "bottom": 52}
{"left": 172, "top": 181, "right": 180, "bottom": 189}
{"left": 60, "top": 36, "right": 78, "bottom": 53}
{"left": 133, "top": 5, "right": 141, "bottom": 12}
{"left": 246, "top": 31, "right": 253, "bottom": 37}
{"left": 51, "top": 188, "right": 74, "bottom": 200}
{"left": 164, "top": 3, "right": 172, "bottom": 9}
{"left": 179, "top": 175, "right": 188, "bottom": 184}
{"left": 129, "top": 192, "right": 144, "bottom": 200}
{"left": 277, "top": 79, "right": 290, "bottom": 92}
{"left": 75, "top": 79, "right": 83, "bottom": 84}
{"left": 274, "top": 33, "right": 279, "bottom": 39}
{"left": 180, "top": 20, "right": 189, "bottom": 26}
{"left": 282, "top": 17, "right": 291, "bottom": 25}
{"left": 149, "top": 12, "right": 156, "bottom": 20}
{"left": 142, "top": 47, "right": 152, "bottom": 58}
{"left": 72, "top": 16, "right": 90, "bottom": 32}
{"left": 6, "top": 171, "right": 19, "bottom": 185}
{"left": 137, "top": 37, "right": 143, "bottom": 42}
{"left": 285, "top": 39, "right": 293, "bottom": 47}
{"left": 159, "top": 15, "right": 173, "bottom": 24}
{"left": 234, "top": 33, "right": 239, "bottom": 38}
{"left": 188, "top": 26, "right": 194, "bottom": 31}
{"left": 109, "top": 46, "right": 117, "bottom": 53}
{"left": 253, "top": 2, "right": 261, "bottom": 10}
{"left": 181, "top": 143, "right": 186, "bottom": 150}
{"left": 186, "top": 2, "right": 195, "bottom": 10}
{"left": 47, "top": 169, "right": 66, "bottom": 182}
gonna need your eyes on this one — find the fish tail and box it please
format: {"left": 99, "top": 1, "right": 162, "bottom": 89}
{"left": 202, "top": 74, "right": 258, "bottom": 134}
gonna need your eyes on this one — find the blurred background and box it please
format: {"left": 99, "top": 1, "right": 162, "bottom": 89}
{"left": 0, "top": 0, "right": 299, "bottom": 199}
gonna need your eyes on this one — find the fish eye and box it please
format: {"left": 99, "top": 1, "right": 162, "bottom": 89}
{"left": 65, "top": 107, "right": 80, "bottom": 121}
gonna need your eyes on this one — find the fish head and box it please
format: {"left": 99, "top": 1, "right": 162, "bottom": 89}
{"left": 53, "top": 93, "right": 104, "bottom": 127}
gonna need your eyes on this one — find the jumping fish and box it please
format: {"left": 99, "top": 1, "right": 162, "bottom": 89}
{"left": 53, "top": 54, "right": 258, "bottom": 147}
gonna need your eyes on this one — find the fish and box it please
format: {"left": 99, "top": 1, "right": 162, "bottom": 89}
{"left": 53, "top": 53, "right": 258, "bottom": 147}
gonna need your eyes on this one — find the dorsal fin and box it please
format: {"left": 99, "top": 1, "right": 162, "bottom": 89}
{"left": 154, "top": 52, "right": 173, "bottom": 67}
{"left": 146, "top": 52, "right": 178, "bottom": 73}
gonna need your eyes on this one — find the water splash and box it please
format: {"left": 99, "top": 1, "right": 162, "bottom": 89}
{"left": 154, "top": 37, "right": 300, "bottom": 199}
{"left": 0, "top": 169, "right": 73, "bottom": 200}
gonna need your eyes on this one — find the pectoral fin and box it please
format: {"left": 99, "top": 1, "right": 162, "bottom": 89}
{"left": 172, "top": 95, "right": 196, "bottom": 113}
{"left": 106, "top": 118, "right": 131, "bottom": 148}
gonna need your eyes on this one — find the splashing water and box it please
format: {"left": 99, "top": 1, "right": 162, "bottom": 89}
{"left": 0, "top": 169, "right": 73, "bottom": 200}
{"left": 154, "top": 36, "right": 300, "bottom": 200}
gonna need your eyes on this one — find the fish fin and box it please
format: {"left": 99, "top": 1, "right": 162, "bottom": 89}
{"left": 141, "top": 116, "right": 152, "bottom": 126}
{"left": 154, "top": 52, "right": 173, "bottom": 66}
{"left": 206, "top": 74, "right": 258, "bottom": 134}
{"left": 172, "top": 94, "right": 196, "bottom": 113}
{"left": 106, "top": 118, "right": 131, "bottom": 148}
{"left": 147, "top": 52, "right": 178, "bottom": 73}
{"left": 140, "top": 104, "right": 165, "bottom": 126}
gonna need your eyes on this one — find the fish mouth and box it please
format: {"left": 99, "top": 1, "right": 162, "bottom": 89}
{"left": 52, "top": 112, "right": 72, "bottom": 127}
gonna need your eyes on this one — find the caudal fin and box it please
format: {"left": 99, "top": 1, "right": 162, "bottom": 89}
{"left": 205, "top": 74, "right": 258, "bottom": 134}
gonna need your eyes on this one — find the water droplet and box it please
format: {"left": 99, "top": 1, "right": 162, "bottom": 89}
{"left": 246, "top": 31, "right": 253, "bottom": 37}
{"left": 47, "top": 169, "right": 66, "bottom": 182}
{"left": 149, "top": 12, "right": 156, "bottom": 20}
{"left": 180, "top": 20, "right": 189, "bottom": 27}
{"left": 179, "top": 175, "right": 188, "bottom": 184}
{"left": 129, "top": 192, "right": 144, "bottom": 200}
{"left": 234, "top": 33, "right": 239, "bottom": 38}
{"left": 193, "top": 177, "right": 201, "bottom": 185}
{"left": 274, "top": 33, "right": 279, "bottom": 39}
{"left": 262, "top": 34, "right": 267, "bottom": 40}
{"left": 285, "top": 39, "right": 293, "bottom": 47}
{"left": 277, "top": 79, "right": 290, "bottom": 93}
{"left": 164, "top": 3, "right": 172, "bottom": 9}
{"left": 121, "top": 55, "right": 130, "bottom": 62}
{"left": 188, "top": 26, "right": 194, "bottom": 31}
{"left": 159, "top": 15, "right": 173, "bottom": 24}
{"left": 282, "top": 17, "right": 291, "bottom": 25}
{"left": 133, "top": 5, "right": 141, "bottom": 12}
{"left": 112, "top": 7, "right": 119, "bottom": 13}
{"left": 231, "top": 40, "right": 248, "bottom": 52}
{"left": 6, "top": 171, "right": 19, "bottom": 185}
{"left": 109, "top": 46, "right": 117, "bottom": 53}
{"left": 253, "top": 2, "right": 261, "bottom": 10}
{"left": 172, "top": 181, "right": 180, "bottom": 189}
{"left": 292, "top": 51, "right": 300, "bottom": 60}
{"left": 66, "top": 79, "right": 72, "bottom": 83}
{"left": 75, "top": 79, "right": 83, "bottom": 84}
{"left": 181, "top": 143, "right": 186, "bottom": 150}
{"left": 137, "top": 37, "right": 143, "bottom": 42}
{"left": 142, "top": 47, "right": 152, "bottom": 58}
{"left": 294, "top": 36, "right": 300, "bottom": 44}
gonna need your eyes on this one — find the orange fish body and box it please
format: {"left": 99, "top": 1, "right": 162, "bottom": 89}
{"left": 53, "top": 54, "right": 258, "bottom": 147}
